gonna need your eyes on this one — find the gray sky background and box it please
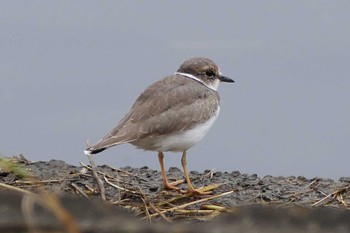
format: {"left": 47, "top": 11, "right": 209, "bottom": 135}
{"left": 1, "top": 1, "right": 349, "bottom": 179}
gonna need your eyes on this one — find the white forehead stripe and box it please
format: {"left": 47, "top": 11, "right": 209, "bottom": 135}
{"left": 174, "top": 72, "right": 217, "bottom": 91}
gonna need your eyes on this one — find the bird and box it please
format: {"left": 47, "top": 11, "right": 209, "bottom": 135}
{"left": 84, "top": 57, "right": 234, "bottom": 195}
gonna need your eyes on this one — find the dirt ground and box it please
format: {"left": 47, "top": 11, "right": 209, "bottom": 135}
{"left": 1, "top": 155, "right": 350, "bottom": 233}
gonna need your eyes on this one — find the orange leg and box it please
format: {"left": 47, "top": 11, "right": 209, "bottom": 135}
{"left": 181, "top": 151, "right": 211, "bottom": 195}
{"left": 158, "top": 152, "right": 183, "bottom": 191}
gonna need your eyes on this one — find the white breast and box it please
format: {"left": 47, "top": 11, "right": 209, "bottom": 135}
{"left": 132, "top": 107, "right": 220, "bottom": 152}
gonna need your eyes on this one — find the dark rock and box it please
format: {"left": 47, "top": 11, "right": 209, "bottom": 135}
{"left": 149, "top": 185, "right": 158, "bottom": 192}
{"left": 168, "top": 167, "right": 181, "bottom": 172}
{"left": 213, "top": 172, "right": 222, "bottom": 177}
{"left": 230, "top": 170, "right": 241, "bottom": 176}
{"left": 190, "top": 171, "right": 199, "bottom": 175}
{"left": 339, "top": 177, "right": 350, "bottom": 183}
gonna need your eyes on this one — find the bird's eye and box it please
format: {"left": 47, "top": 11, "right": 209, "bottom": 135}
{"left": 205, "top": 70, "right": 215, "bottom": 78}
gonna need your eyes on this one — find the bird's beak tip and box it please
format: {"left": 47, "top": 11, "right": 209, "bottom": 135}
{"left": 220, "top": 75, "right": 235, "bottom": 83}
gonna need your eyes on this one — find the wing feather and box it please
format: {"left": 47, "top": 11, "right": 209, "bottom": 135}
{"left": 86, "top": 75, "right": 219, "bottom": 152}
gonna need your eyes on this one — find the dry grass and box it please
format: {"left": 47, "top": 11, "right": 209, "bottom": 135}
{"left": 1, "top": 154, "right": 350, "bottom": 227}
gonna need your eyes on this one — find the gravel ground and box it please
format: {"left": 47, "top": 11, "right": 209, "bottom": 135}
{"left": 1, "top": 156, "right": 350, "bottom": 232}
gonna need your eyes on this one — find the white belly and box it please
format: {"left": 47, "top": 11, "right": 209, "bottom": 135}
{"left": 131, "top": 107, "right": 220, "bottom": 152}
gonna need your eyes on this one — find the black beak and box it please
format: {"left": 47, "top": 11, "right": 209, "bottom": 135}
{"left": 219, "top": 75, "right": 235, "bottom": 83}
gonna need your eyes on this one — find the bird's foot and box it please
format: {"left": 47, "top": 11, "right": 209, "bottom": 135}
{"left": 182, "top": 183, "right": 224, "bottom": 195}
{"left": 182, "top": 187, "right": 213, "bottom": 195}
{"left": 168, "top": 179, "right": 185, "bottom": 186}
{"left": 163, "top": 179, "right": 184, "bottom": 191}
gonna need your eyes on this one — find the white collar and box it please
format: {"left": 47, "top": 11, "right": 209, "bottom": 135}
{"left": 174, "top": 72, "right": 217, "bottom": 91}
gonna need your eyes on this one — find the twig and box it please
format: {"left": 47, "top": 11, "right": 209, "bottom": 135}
{"left": 174, "top": 209, "right": 214, "bottom": 214}
{"left": 336, "top": 193, "right": 348, "bottom": 207}
{"left": 137, "top": 187, "right": 172, "bottom": 223}
{"left": 285, "top": 179, "right": 319, "bottom": 203}
{"left": 144, "top": 190, "right": 235, "bottom": 219}
{"left": 111, "top": 198, "right": 131, "bottom": 205}
{"left": 104, "top": 176, "right": 139, "bottom": 195}
{"left": 80, "top": 162, "right": 120, "bottom": 181}
{"left": 71, "top": 183, "right": 89, "bottom": 198}
{"left": 306, "top": 179, "right": 318, "bottom": 188}
{"left": 21, "top": 194, "right": 38, "bottom": 233}
{"left": 201, "top": 168, "right": 215, "bottom": 180}
{"left": 15, "top": 178, "right": 76, "bottom": 185}
{"left": 84, "top": 184, "right": 95, "bottom": 193}
{"left": 105, "top": 165, "right": 122, "bottom": 202}
{"left": 201, "top": 204, "right": 229, "bottom": 212}
{"left": 312, "top": 185, "right": 350, "bottom": 206}
{"left": 312, "top": 192, "right": 335, "bottom": 206}
{"left": 197, "top": 210, "right": 223, "bottom": 221}
{"left": 148, "top": 202, "right": 172, "bottom": 223}
{"left": 140, "top": 197, "right": 152, "bottom": 223}
{"left": 157, "top": 183, "right": 225, "bottom": 207}
{"left": 0, "top": 182, "right": 33, "bottom": 195}
{"left": 22, "top": 193, "right": 81, "bottom": 233}
{"left": 105, "top": 165, "right": 149, "bottom": 182}
{"left": 86, "top": 154, "right": 105, "bottom": 200}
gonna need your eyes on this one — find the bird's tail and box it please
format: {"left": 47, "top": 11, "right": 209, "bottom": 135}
{"left": 84, "top": 140, "right": 107, "bottom": 155}
{"left": 84, "top": 147, "right": 106, "bottom": 155}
